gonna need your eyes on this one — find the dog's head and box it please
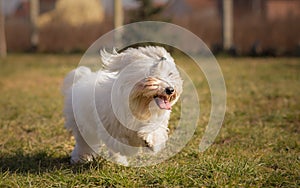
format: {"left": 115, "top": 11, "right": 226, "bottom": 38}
{"left": 101, "top": 46, "right": 183, "bottom": 121}
{"left": 129, "top": 59, "right": 182, "bottom": 120}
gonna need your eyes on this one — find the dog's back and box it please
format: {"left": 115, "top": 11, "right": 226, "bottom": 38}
{"left": 62, "top": 66, "right": 91, "bottom": 96}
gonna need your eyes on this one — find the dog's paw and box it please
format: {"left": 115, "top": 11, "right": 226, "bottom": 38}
{"left": 70, "top": 154, "right": 94, "bottom": 164}
{"left": 138, "top": 128, "right": 168, "bottom": 153}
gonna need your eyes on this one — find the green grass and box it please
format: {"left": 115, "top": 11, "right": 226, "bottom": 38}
{"left": 0, "top": 54, "right": 299, "bottom": 187}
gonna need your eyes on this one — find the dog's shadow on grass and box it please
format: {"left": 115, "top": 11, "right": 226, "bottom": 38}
{"left": 0, "top": 150, "right": 107, "bottom": 174}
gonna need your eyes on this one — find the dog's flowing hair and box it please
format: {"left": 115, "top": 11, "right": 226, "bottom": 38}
{"left": 63, "top": 46, "right": 183, "bottom": 165}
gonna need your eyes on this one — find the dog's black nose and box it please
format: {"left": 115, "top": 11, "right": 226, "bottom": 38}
{"left": 165, "top": 87, "right": 174, "bottom": 95}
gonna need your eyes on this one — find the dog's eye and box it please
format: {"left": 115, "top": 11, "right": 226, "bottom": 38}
{"left": 168, "top": 73, "right": 173, "bottom": 76}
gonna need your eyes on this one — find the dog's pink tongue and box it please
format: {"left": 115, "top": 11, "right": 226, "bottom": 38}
{"left": 155, "top": 98, "right": 171, "bottom": 110}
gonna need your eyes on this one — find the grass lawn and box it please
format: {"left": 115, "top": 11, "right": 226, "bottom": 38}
{"left": 0, "top": 54, "right": 299, "bottom": 187}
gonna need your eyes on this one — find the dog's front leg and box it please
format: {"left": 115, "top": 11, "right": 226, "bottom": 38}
{"left": 138, "top": 127, "right": 168, "bottom": 153}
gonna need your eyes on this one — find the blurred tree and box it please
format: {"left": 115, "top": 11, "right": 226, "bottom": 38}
{"left": 222, "top": 0, "right": 233, "bottom": 51}
{"left": 114, "top": 0, "right": 123, "bottom": 28}
{"left": 0, "top": 0, "right": 7, "bottom": 58}
{"left": 124, "top": 0, "right": 171, "bottom": 51}
{"left": 114, "top": 0, "right": 123, "bottom": 47}
{"left": 130, "top": 0, "right": 166, "bottom": 22}
{"left": 30, "top": 0, "right": 39, "bottom": 51}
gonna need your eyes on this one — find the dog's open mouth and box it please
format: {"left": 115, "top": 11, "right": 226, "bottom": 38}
{"left": 154, "top": 95, "right": 171, "bottom": 110}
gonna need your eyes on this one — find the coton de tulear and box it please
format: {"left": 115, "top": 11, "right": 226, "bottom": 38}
{"left": 63, "top": 46, "right": 183, "bottom": 165}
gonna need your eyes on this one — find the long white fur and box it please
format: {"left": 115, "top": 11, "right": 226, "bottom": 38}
{"left": 63, "top": 46, "right": 182, "bottom": 165}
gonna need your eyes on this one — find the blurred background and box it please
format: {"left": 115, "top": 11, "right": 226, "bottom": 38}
{"left": 0, "top": 2, "right": 300, "bottom": 186}
{"left": 0, "top": 0, "right": 300, "bottom": 56}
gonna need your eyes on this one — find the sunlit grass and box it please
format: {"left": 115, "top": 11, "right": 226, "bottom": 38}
{"left": 0, "top": 54, "right": 299, "bottom": 187}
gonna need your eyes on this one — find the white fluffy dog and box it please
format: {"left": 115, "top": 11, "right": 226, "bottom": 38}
{"left": 63, "top": 46, "right": 182, "bottom": 165}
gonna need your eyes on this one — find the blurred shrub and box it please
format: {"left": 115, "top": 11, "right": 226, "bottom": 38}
{"left": 38, "top": 0, "right": 104, "bottom": 28}
{"left": 38, "top": 21, "right": 112, "bottom": 53}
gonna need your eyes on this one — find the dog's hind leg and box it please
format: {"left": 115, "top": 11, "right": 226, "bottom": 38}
{"left": 69, "top": 126, "right": 100, "bottom": 164}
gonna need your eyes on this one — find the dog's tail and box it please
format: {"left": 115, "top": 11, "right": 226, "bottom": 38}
{"left": 62, "top": 66, "right": 91, "bottom": 95}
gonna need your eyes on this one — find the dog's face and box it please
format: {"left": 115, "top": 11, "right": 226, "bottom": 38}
{"left": 129, "top": 58, "right": 183, "bottom": 120}
{"left": 99, "top": 46, "right": 182, "bottom": 153}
